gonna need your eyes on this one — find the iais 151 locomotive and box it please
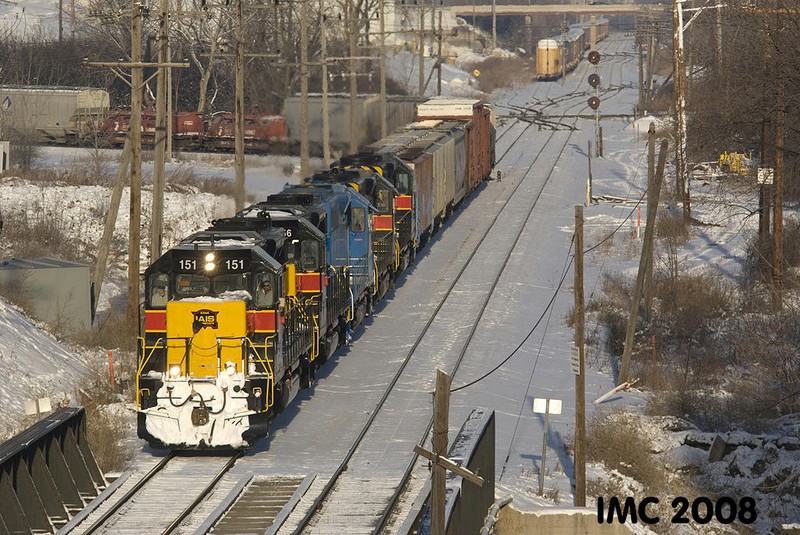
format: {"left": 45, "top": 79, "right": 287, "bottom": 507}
{"left": 135, "top": 97, "right": 496, "bottom": 449}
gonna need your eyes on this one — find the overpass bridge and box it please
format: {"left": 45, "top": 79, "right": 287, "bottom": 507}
{"left": 449, "top": 3, "right": 668, "bottom": 17}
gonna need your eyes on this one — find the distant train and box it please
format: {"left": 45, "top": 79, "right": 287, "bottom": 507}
{"left": 135, "top": 96, "right": 496, "bottom": 449}
{"left": 536, "top": 18, "right": 609, "bottom": 80}
{"left": 0, "top": 85, "right": 418, "bottom": 156}
{"left": 0, "top": 85, "right": 109, "bottom": 145}
{"left": 97, "top": 110, "right": 290, "bottom": 153}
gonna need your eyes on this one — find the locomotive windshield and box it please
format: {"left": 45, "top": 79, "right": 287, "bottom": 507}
{"left": 395, "top": 172, "right": 411, "bottom": 195}
{"left": 286, "top": 240, "right": 320, "bottom": 272}
{"left": 174, "top": 273, "right": 251, "bottom": 298}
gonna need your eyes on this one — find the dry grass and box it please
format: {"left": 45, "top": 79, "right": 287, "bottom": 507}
{"left": 77, "top": 360, "right": 134, "bottom": 473}
{"left": 0, "top": 209, "right": 90, "bottom": 262}
{"left": 166, "top": 166, "right": 237, "bottom": 197}
{"left": 587, "top": 409, "right": 667, "bottom": 493}
{"left": 72, "top": 310, "right": 139, "bottom": 352}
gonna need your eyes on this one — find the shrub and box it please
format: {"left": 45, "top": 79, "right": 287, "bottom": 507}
{"left": 586, "top": 409, "right": 666, "bottom": 493}
{"left": 166, "top": 166, "right": 236, "bottom": 197}
{"left": 77, "top": 359, "right": 134, "bottom": 473}
{"left": 73, "top": 310, "right": 139, "bottom": 353}
{"left": 0, "top": 209, "right": 89, "bottom": 262}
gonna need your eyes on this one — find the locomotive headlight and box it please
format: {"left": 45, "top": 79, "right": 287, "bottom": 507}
{"left": 225, "top": 361, "right": 236, "bottom": 375}
{"left": 205, "top": 252, "right": 215, "bottom": 262}
{"left": 205, "top": 261, "right": 216, "bottom": 271}
{"left": 169, "top": 365, "right": 181, "bottom": 378}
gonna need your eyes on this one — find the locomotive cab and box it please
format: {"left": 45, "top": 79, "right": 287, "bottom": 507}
{"left": 137, "top": 229, "right": 316, "bottom": 449}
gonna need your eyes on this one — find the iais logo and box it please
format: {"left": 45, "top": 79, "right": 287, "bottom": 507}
{"left": 192, "top": 308, "right": 219, "bottom": 333}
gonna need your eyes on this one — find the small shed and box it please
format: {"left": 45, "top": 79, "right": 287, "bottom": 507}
{"left": 0, "top": 258, "right": 91, "bottom": 335}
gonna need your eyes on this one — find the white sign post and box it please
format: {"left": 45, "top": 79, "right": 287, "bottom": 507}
{"left": 758, "top": 167, "right": 774, "bottom": 185}
{"left": 533, "top": 397, "right": 562, "bottom": 496}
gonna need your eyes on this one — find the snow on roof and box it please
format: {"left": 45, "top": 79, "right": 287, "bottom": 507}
{"left": 417, "top": 97, "right": 480, "bottom": 119}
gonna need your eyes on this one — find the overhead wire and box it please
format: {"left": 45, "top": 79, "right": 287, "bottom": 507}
{"left": 450, "top": 233, "right": 576, "bottom": 394}
{"left": 498, "top": 232, "right": 576, "bottom": 481}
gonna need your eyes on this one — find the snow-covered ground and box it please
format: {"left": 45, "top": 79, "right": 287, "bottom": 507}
{"left": 0, "top": 25, "right": 797, "bottom": 534}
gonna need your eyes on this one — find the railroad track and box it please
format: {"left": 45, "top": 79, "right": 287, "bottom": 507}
{"left": 61, "top": 36, "right": 635, "bottom": 535}
{"left": 64, "top": 452, "right": 240, "bottom": 535}
{"left": 264, "top": 73, "right": 597, "bottom": 535}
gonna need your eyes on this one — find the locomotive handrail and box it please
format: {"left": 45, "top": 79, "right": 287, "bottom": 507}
{"left": 304, "top": 294, "right": 321, "bottom": 362}
{"left": 137, "top": 336, "right": 164, "bottom": 407}
{"left": 373, "top": 257, "right": 379, "bottom": 294}
{"left": 243, "top": 335, "right": 275, "bottom": 409}
{"left": 395, "top": 237, "right": 401, "bottom": 269}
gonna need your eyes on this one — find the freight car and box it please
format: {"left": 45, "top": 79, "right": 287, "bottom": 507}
{"left": 536, "top": 18, "right": 609, "bottom": 80}
{"left": 0, "top": 85, "right": 109, "bottom": 144}
{"left": 98, "top": 110, "right": 206, "bottom": 149}
{"left": 135, "top": 97, "right": 495, "bottom": 449}
{"left": 204, "top": 113, "right": 289, "bottom": 152}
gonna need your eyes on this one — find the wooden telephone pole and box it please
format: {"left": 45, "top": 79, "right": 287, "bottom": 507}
{"left": 619, "top": 137, "right": 668, "bottom": 384}
{"left": 151, "top": 0, "right": 170, "bottom": 261}
{"left": 85, "top": 2, "right": 188, "bottom": 324}
{"left": 573, "top": 205, "right": 585, "bottom": 507}
{"left": 414, "top": 369, "right": 484, "bottom": 535}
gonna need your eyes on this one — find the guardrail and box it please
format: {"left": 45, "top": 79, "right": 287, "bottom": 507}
{"left": 0, "top": 407, "right": 106, "bottom": 534}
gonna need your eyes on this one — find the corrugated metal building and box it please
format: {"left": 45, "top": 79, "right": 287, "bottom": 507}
{"left": 0, "top": 258, "right": 91, "bottom": 335}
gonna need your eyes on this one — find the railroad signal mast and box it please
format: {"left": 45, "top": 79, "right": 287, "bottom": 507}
{"left": 587, "top": 50, "right": 601, "bottom": 156}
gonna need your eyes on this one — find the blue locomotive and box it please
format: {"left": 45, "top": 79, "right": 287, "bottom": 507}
{"left": 135, "top": 97, "right": 495, "bottom": 449}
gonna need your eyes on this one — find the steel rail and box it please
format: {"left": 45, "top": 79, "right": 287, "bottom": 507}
{"left": 80, "top": 451, "right": 176, "bottom": 535}
{"left": 372, "top": 100, "right": 585, "bottom": 535}
{"left": 291, "top": 77, "right": 585, "bottom": 535}
{"left": 291, "top": 36, "right": 622, "bottom": 533}
{"left": 161, "top": 451, "right": 243, "bottom": 535}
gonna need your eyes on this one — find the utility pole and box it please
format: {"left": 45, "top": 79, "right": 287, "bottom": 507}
{"left": 437, "top": 8, "right": 443, "bottom": 96}
{"left": 151, "top": 0, "right": 169, "bottom": 262}
{"left": 573, "top": 205, "right": 585, "bottom": 507}
{"left": 772, "top": 7, "right": 784, "bottom": 313}
{"left": 431, "top": 369, "right": 450, "bottom": 535}
{"left": 766, "top": 0, "right": 785, "bottom": 313}
{"left": 619, "top": 139, "right": 668, "bottom": 384}
{"left": 673, "top": 0, "right": 688, "bottom": 218}
{"left": 643, "top": 124, "right": 656, "bottom": 320}
{"left": 419, "top": 0, "right": 426, "bottom": 97}
{"left": 646, "top": 30, "right": 655, "bottom": 110}
{"left": 491, "top": 0, "right": 496, "bottom": 51}
{"left": 129, "top": 0, "right": 143, "bottom": 326}
{"left": 321, "top": 0, "right": 332, "bottom": 165}
{"left": 92, "top": 138, "right": 132, "bottom": 319}
{"left": 379, "top": 0, "right": 387, "bottom": 138}
{"left": 349, "top": 0, "right": 359, "bottom": 154}
{"left": 637, "top": 33, "right": 644, "bottom": 116}
{"left": 300, "top": 0, "right": 310, "bottom": 178}
{"left": 234, "top": 0, "right": 245, "bottom": 211}
{"left": 413, "top": 370, "right": 483, "bottom": 535}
